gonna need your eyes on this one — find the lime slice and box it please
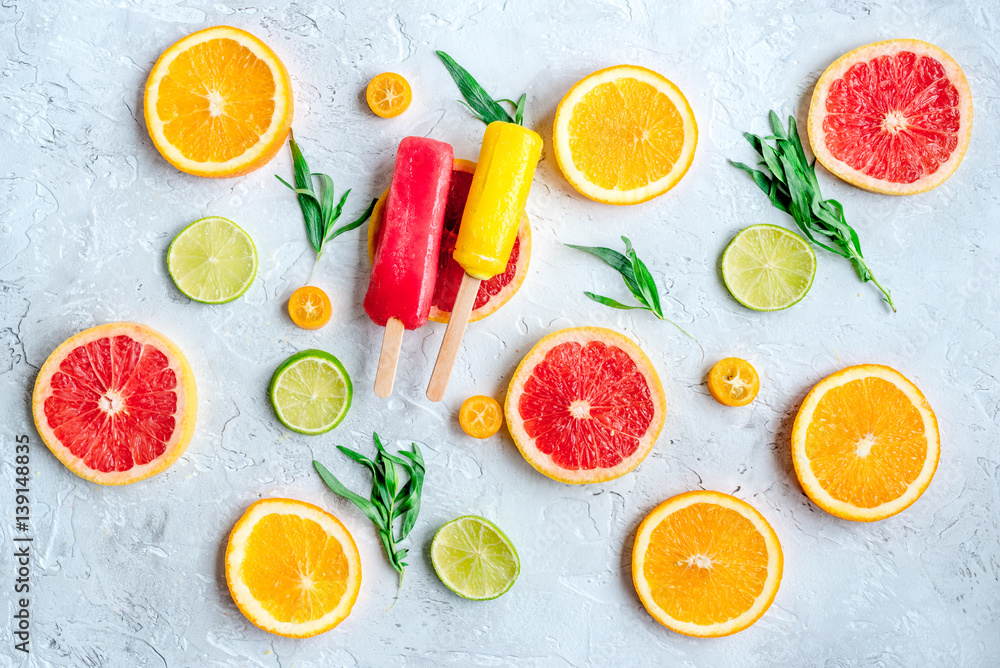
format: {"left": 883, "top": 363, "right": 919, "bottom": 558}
{"left": 431, "top": 516, "right": 519, "bottom": 600}
{"left": 167, "top": 216, "right": 258, "bottom": 304}
{"left": 269, "top": 350, "right": 352, "bottom": 435}
{"left": 721, "top": 224, "right": 816, "bottom": 311}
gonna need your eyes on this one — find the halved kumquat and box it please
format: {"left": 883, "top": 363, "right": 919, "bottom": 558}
{"left": 708, "top": 357, "right": 760, "bottom": 407}
{"left": 366, "top": 72, "right": 412, "bottom": 118}
{"left": 288, "top": 285, "right": 332, "bottom": 330}
{"left": 459, "top": 395, "right": 503, "bottom": 439}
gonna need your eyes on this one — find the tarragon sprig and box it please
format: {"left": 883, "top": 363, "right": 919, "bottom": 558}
{"left": 276, "top": 130, "right": 376, "bottom": 276}
{"left": 567, "top": 236, "right": 696, "bottom": 342}
{"left": 313, "top": 434, "right": 424, "bottom": 590}
{"left": 436, "top": 51, "right": 526, "bottom": 126}
{"left": 731, "top": 111, "right": 895, "bottom": 312}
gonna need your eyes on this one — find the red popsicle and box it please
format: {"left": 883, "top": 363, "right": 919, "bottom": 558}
{"left": 364, "top": 136, "right": 453, "bottom": 397}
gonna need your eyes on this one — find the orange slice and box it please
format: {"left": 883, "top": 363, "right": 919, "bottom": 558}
{"left": 707, "top": 357, "right": 760, "bottom": 407}
{"left": 225, "top": 498, "right": 361, "bottom": 638}
{"left": 459, "top": 395, "right": 503, "bottom": 439}
{"left": 632, "top": 490, "right": 783, "bottom": 637}
{"left": 143, "top": 26, "right": 294, "bottom": 178}
{"left": 553, "top": 65, "right": 698, "bottom": 205}
{"left": 366, "top": 72, "right": 412, "bottom": 118}
{"left": 288, "top": 285, "right": 332, "bottom": 330}
{"left": 807, "top": 39, "right": 972, "bottom": 195}
{"left": 791, "top": 364, "right": 940, "bottom": 521}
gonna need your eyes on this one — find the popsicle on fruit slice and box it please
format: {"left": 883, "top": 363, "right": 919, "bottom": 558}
{"left": 427, "top": 121, "right": 542, "bottom": 401}
{"left": 365, "top": 136, "right": 454, "bottom": 397}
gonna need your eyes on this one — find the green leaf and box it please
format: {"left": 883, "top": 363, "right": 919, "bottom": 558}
{"left": 313, "top": 173, "right": 336, "bottom": 227}
{"left": 378, "top": 529, "right": 403, "bottom": 574}
{"left": 397, "top": 444, "right": 424, "bottom": 540}
{"left": 319, "top": 189, "right": 351, "bottom": 251}
{"left": 625, "top": 238, "right": 663, "bottom": 318}
{"left": 325, "top": 198, "right": 376, "bottom": 245}
{"left": 313, "top": 461, "right": 384, "bottom": 528}
{"left": 314, "top": 434, "right": 426, "bottom": 587}
{"left": 584, "top": 292, "right": 651, "bottom": 311}
{"left": 287, "top": 131, "right": 324, "bottom": 253}
{"left": 436, "top": 51, "right": 517, "bottom": 125}
{"left": 564, "top": 243, "right": 643, "bottom": 299}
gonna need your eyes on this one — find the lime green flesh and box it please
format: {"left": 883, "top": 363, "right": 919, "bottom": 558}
{"left": 167, "top": 216, "right": 258, "bottom": 304}
{"left": 431, "top": 516, "right": 519, "bottom": 601}
{"left": 269, "top": 351, "right": 352, "bottom": 435}
{"left": 721, "top": 224, "right": 816, "bottom": 311}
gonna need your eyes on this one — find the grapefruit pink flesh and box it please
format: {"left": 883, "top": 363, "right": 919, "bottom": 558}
{"left": 808, "top": 40, "right": 972, "bottom": 195}
{"left": 505, "top": 327, "right": 666, "bottom": 484}
{"left": 33, "top": 322, "right": 196, "bottom": 485}
{"left": 823, "top": 51, "right": 959, "bottom": 183}
{"left": 45, "top": 335, "right": 178, "bottom": 472}
{"left": 519, "top": 340, "right": 655, "bottom": 470}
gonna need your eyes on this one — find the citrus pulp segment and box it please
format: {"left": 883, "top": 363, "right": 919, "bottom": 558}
{"left": 225, "top": 498, "right": 361, "bottom": 638}
{"left": 31, "top": 322, "right": 197, "bottom": 485}
{"left": 553, "top": 65, "right": 698, "bottom": 204}
{"left": 269, "top": 350, "right": 352, "bottom": 435}
{"left": 167, "top": 216, "right": 258, "bottom": 304}
{"left": 791, "top": 364, "right": 940, "bottom": 521}
{"left": 366, "top": 72, "right": 412, "bottom": 118}
{"left": 807, "top": 39, "right": 972, "bottom": 195}
{"left": 708, "top": 357, "right": 760, "bottom": 407}
{"left": 368, "top": 159, "right": 530, "bottom": 323}
{"left": 721, "top": 224, "right": 816, "bottom": 311}
{"left": 504, "top": 327, "right": 666, "bottom": 484}
{"left": 431, "top": 516, "right": 519, "bottom": 600}
{"left": 143, "top": 26, "right": 293, "bottom": 178}
{"left": 632, "top": 490, "right": 783, "bottom": 637}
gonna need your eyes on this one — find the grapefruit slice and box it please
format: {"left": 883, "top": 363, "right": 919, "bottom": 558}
{"left": 368, "top": 158, "right": 530, "bottom": 324}
{"left": 504, "top": 327, "right": 666, "bottom": 484}
{"left": 32, "top": 322, "right": 197, "bottom": 485}
{"left": 808, "top": 39, "right": 972, "bottom": 195}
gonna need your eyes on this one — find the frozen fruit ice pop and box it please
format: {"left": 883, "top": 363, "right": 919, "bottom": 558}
{"left": 454, "top": 121, "right": 543, "bottom": 280}
{"left": 364, "top": 136, "right": 454, "bottom": 330}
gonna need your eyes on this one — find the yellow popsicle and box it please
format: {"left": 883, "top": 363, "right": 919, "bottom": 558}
{"left": 454, "top": 121, "right": 543, "bottom": 280}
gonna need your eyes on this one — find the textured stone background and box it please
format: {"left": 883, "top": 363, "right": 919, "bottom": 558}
{"left": 2, "top": 0, "right": 999, "bottom": 666}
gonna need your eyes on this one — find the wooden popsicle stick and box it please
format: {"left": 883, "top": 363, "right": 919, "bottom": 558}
{"left": 374, "top": 317, "right": 405, "bottom": 398}
{"left": 426, "top": 272, "right": 482, "bottom": 402}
